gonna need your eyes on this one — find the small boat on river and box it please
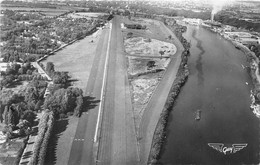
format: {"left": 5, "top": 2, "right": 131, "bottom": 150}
{"left": 195, "top": 109, "right": 201, "bottom": 121}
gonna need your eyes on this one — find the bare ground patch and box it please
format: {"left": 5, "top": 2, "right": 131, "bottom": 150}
{"left": 130, "top": 77, "right": 158, "bottom": 128}
{"left": 125, "top": 37, "right": 176, "bottom": 58}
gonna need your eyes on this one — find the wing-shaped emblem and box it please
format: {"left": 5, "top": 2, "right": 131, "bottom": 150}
{"left": 208, "top": 143, "right": 224, "bottom": 153}
{"left": 232, "top": 144, "right": 247, "bottom": 153}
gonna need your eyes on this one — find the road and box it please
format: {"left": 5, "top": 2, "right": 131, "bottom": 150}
{"left": 68, "top": 16, "right": 139, "bottom": 165}
{"left": 96, "top": 16, "right": 139, "bottom": 165}
{"left": 138, "top": 22, "right": 184, "bottom": 164}
{"left": 31, "top": 62, "right": 52, "bottom": 81}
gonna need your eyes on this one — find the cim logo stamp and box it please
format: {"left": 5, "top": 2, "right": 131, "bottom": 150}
{"left": 208, "top": 143, "right": 247, "bottom": 155}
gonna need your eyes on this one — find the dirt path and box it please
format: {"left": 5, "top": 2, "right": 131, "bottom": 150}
{"left": 138, "top": 21, "right": 184, "bottom": 164}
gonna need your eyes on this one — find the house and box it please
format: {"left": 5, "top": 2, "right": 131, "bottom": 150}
{"left": 0, "top": 63, "right": 9, "bottom": 72}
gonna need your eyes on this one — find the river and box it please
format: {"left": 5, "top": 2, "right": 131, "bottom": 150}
{"left": 159, "top": 24, "right": 259, "bottom": 164}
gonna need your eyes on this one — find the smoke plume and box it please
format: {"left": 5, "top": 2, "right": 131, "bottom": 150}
{"left": 210, "top": 0, "right": 235, "bottom": 22}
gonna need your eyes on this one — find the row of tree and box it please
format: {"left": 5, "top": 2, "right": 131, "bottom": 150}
{"left": 215, "top": 12, "right": 260, "bottom": 33}
{"left": 30, "top": 111, "right": 54, "bottom": 165}
{"left": 43, "top": 87, "right": 84, "bottom": 117}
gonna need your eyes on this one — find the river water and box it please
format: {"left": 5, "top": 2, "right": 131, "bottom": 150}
{"left": 160, "top": 24, "right": 259, "bottom": 164}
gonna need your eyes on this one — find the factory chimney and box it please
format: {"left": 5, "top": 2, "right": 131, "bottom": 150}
{"left": 211, "top": 13, "right": 214, "bottom": 22}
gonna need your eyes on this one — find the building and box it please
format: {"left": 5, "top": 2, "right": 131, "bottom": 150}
{"left": 240, "top": 38, "right": 259, "bottom": 46}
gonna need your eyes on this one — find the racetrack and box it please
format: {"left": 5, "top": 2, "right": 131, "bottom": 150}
{"left": 67, "top": 16, "right": 180, "bottom": 165}
{"left": 68, "top": 16, "right": 139, "bottom": 165}
{"left": 96, "top": 16, "right": 139, "bottom": 165}
{"left": 67, "top": 26, "right": 110, "bottom": 165}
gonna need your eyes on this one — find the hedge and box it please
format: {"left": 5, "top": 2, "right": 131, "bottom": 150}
{"left": 38, "top": 111, "right": 54, "bottom": 165}
{"left": 29, "top": 111, "right": 49, "bottom": 165}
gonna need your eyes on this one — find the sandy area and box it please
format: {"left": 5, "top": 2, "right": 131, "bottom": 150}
{"left": 42, "top": 29, "right": 102, "bottom": 93}
{"left": 125, "top": 37, "right": 177, "bottom": 57}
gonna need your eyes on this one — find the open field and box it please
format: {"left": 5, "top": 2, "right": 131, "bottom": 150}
{"left": 42, "top": 29, "right": 102, "bottom": 92}
{"left": 40, "top": 11, "right": 67, "bottom": 16}
{"left": 125, "top": 37, "right": 176, "bottom": 57}
{"left": 68, "top": 12, "right": 107, "bottom": 19}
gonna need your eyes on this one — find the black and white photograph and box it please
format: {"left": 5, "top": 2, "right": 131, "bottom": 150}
{"left": 0, "top": 0, "right": 260, "bottom": 164}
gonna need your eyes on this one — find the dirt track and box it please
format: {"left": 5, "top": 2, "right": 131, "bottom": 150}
{"left": 138, "top": 21, "right": 184, "bottom": 164}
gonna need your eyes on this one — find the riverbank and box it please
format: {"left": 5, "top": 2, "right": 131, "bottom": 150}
{"left": 209, "top": 26, "right": 260, "bottom": 118}
{"left": 147, "top": 22, "right": 190, "bottom": 164}
{"left": 159, "top": 20, "right": 260, "bottom": 165}
{"left": 148, "top": 51, "right": 189, "bottom": 164}
{"left": 196, "top": 21, "right": 260, "bottom": 118}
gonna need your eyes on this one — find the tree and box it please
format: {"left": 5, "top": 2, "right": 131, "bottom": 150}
{"left": 3, "top": 106, "right": 9, "bottom": 124}
{"left": 53, "top": 72, "right": 69, "bottom": 85}
{"left": 7, "top": 94, "right": 23, "bottom": 105}
{"left": 46, "top": 62, "right": 55, "bottom": 76}
{"left": 159, "top": 50, "right": 164, "bottom": 59}
{"left": 11, "top": 63, "right": 21, "bottom": 74}
{"left": 26, "top": 70, "right": 32, "bottom": 75}
{"left": 21, "top": 110, "right": 36, "bottom": 125}
{"left": 74, "top": 95, "right": 83, "bottom": 117}
{"left": 127, "top": 32, "right": 133, "bottom": 38}
{"left": 43, "top": 87, "right": 84, "bottom": 117}
{"left": 18, "top": 67, "right": 25, "bottom": 75}
{"left": 43, "top": 88, "right": 67, "bottom": 115}
{"left": 0, "top": 102, "right": 3, "bottom": 123}
{"left": 147, "top": 61, "right": 155, "bottom": 68}
{"left": 5, "top": 66, "right": 15, "bottom": 75}
{"left": 35, "top": 100, "right": 42, "bottom": 111}
{"left": 7, "top": 108, "right": 15, "bottom": 126}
